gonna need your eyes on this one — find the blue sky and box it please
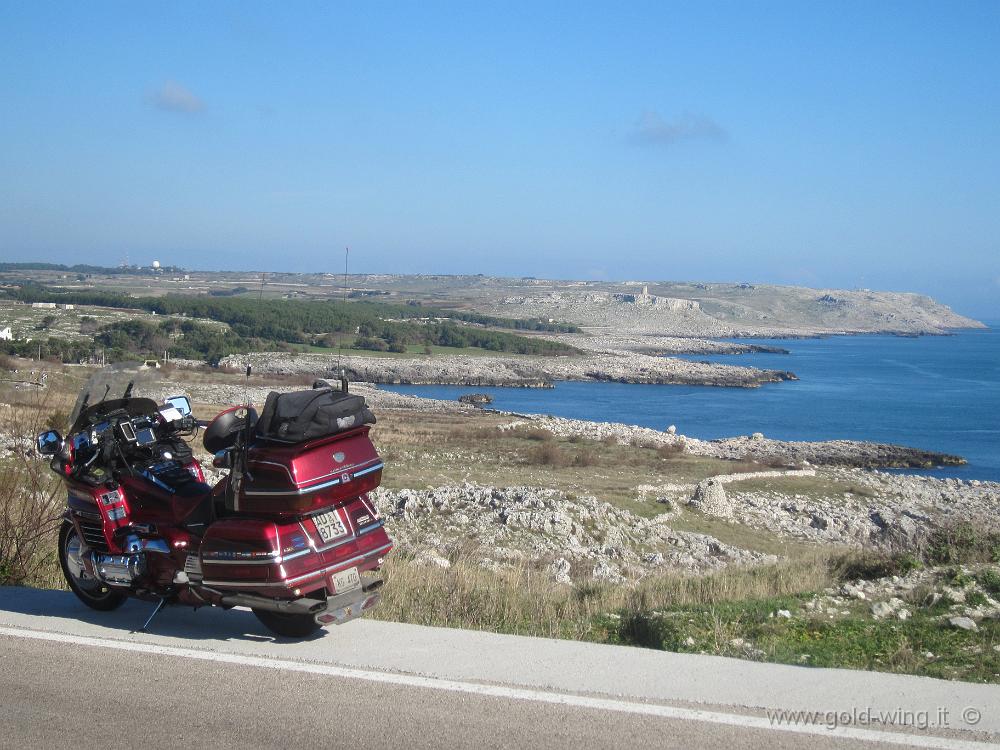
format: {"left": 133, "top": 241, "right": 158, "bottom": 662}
{"left": 1, "top": 2, "right": 998, "bottom": 318}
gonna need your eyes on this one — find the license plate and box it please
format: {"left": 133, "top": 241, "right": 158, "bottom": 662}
{"left": 331, "top": 566, "right": 361, "bottom": 593}
{"left": 313, "top": 509, "right": 348, "bottom": 543}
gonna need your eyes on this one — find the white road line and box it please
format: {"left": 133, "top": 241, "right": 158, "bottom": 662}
{"left": 0, "top": 625, "right": 992, "bottom": 750}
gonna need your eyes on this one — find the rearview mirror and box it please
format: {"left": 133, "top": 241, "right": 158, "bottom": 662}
{"left": 36, "top": 430, "right": 62, "bottom": 456}
{"left": 164, "top": 395, "right": 192, "bottom": 417}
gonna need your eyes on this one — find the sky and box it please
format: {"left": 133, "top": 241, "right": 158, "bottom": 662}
{"left": 1, "top": 2, "right": 998, "bottom": 319}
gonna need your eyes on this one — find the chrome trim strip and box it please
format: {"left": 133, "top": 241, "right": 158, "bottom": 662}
{"left": 203, "top": 548, "right": 314, "bottom": 565}
{"left": 200, "top": 580, "right": 277, "bottom": 588}
{"left": 288, "top": 458, "right": 379, "bottom": 487}
{"left": 284, "top": 542, "right": 393, "bottom": 586}
{"left": 352, "top": 463, "right": 383, "bottom": 478}
{"left": 246, "top": 459, "right": 295, "bottom": 482}
{"left": 243, "top": 476, "right": 342, "bottom": 497}
{"left": 202, "top": 542, "right": 392, "bottom": 587}
{"left": 242, "top": 461, "right": 384, "bottom": 497}
{"left": 200, "top": 558, "right": 279, "bottom": 566}
{"left": 201, "top": 550, "right": 280, "bottom": 560}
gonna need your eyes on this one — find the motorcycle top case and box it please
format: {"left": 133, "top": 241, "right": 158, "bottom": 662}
{"left": 236, "top": 425, "right": 384, "bottom": 515}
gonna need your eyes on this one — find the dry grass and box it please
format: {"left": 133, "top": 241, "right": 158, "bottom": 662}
{"left": 373, "top": 548, "right": 838, "bottom": 640}
{"left": 176, "top": 365, "right": 317, "bottom": 388}
{"left": 0, "top": 387, "right": 71, "bottom": 588}
{"left": 726, "top": 474, "right": 879, "bottom": 501}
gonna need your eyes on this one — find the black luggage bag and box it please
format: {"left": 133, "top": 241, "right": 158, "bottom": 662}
{"left": 256, "top": 387, "right": 375, "bottom": 443}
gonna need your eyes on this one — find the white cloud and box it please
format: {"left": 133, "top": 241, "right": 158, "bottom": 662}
{"left": 628, "top": 111, "right": 726, "bottom": 147}
{"left": 150, "top": 80, "right": 205, "bottom": 114}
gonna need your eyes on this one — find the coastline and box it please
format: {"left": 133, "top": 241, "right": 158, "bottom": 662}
{"left": 221, "top": 350, "right": 798, "bottom": 388}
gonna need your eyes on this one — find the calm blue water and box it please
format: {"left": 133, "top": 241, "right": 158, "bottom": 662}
{"left": 385, "top": 326, "right": 1000, "bottom": 482}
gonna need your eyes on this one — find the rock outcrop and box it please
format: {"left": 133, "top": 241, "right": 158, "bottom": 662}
{"left": 220, "top": 351, "right": 797, "bottom": 389}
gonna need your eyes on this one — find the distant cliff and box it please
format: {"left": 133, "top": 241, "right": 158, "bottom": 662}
{"left": 483, "top": 283, "right": 983, "bottom": 336}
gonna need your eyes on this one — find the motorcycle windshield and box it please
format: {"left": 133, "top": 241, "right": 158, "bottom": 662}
{"left": 69, "top": 363, "right": 161, "bottom": 433}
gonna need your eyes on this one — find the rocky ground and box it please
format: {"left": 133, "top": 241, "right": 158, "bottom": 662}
{"left": 815, "top": 564, "right": 1000, "bottom": 629}
{"left": 220, "top": 350, "right": 797, "bottom": 388}
{"left": 369, "top": 483, "right": 774, "bottom": 583}
{"left": 498, "top": 414, "right": 968, "bottom": 468}
{"left": 686, "top": 467, "right": 999, "bottom": 548}
{"left": 560, "top": 333, "right": 790, "bottom": 356}
{"left": 143, "top": 377, "right": 471, "bottom": 414}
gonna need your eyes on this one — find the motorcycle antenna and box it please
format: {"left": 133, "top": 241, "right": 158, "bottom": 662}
{"left": 245, "top": 271, "right": 266, "bottom": 407}
{"left": 337, "top": 247, "right": 349, "bottom": 393}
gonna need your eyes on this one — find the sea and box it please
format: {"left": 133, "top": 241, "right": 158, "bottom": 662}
{"left": 384, "top": 325, "right": 1000, "bottom": 483}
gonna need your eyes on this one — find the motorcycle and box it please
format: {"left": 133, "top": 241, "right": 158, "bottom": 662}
{"left": 35, "top": 364, "right": 392, "bottom": 638}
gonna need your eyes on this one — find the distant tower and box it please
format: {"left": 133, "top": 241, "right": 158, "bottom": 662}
{"left": 642, "top": 285, "right": 649, "bottom": 296}
{"left": 152, "top": 260, "right": 161, "bottom": 270}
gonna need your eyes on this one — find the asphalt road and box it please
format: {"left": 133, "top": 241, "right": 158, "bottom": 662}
{"left": 1, "top": 587, "right": 998, "bottom": 749}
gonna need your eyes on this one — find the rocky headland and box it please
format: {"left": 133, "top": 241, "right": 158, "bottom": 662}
{"left": 219, "top": 351, "right": 797, "bottom": 388}
{"left": 477, "top": 280, "right": 984, "bottom": 337}
{"left": 497, "top": 415, "right": 967, "bottom": 469}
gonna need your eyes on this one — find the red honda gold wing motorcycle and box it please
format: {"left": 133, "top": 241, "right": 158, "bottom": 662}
{"left": 36, "top": 364, "right": 392, "bottom": 638}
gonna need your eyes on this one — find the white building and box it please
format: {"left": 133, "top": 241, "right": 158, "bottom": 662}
{"left": 31, "top": 302, "right": 56, "bottom": 309}
{"left": 0, "top": 326, "right": 12, "bottom": 341}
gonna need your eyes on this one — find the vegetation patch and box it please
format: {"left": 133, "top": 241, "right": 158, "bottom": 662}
{"left": 615, "top": 600, "right": 1000, "bottom": 683}
{"left": 4, "top": 284, "right": 582, "bottom": 362}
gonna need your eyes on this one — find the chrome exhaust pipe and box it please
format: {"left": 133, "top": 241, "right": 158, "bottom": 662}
{"left": 220, "top": 578, "right": 384, "bottom": 618}
{"left": 218, "top": 593, "right": 325, "bottom": 615}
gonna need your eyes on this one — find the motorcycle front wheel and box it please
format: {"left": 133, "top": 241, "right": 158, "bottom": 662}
{"left": 58, "top": 520, "right": 128, "bottom": 611}
{"left": 252, "top": 608, "right": 321, "bottom": 638}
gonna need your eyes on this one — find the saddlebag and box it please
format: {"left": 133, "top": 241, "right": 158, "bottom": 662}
{"left": 199, "top": 495, "right": 392, "bottom": 596}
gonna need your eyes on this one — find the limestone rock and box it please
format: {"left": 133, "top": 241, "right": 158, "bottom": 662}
{"left": 871, "top": 601, "right": 894, "bottom": 619}
{"left": 689, "top": 479, "right": 731, "bottom": 518}
{"left": 548, "top": 557, "right": 572, "bottom": 584}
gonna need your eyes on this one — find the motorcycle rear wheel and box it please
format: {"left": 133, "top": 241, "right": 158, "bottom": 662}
{"left": 59, "top": 520, "right": 128, "bottom": 611}
{"left": 252, "top": 609, "right": 321, "bottom": 638}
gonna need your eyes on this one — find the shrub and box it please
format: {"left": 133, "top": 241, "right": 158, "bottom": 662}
{"left": 527, "top": 443, "right": 569, "bottom": 467}
{"left": 520, "top": 428, "right": 552, "bottom": 442}
{"left": 977, "top": 568, "right": 1000, "bottom": 595}
{"left": 657, "top": 442, "right": 685, "bottom": 458}
{"left": 353, "top": 336, "right": 388, "bottom": 351}
{"left": 0, "top": 391, "right": 66, "bottom": 587}
{"left": 966, "top": 591, "right": 988, "bottom": 607}
{"left": 832, "top": 550, "right": 920, "bottom": 582}
{"left": 46, "top": 409, "right": 70, "bottom": 431}
{"left": 945, "top": 567, "right": 974, "bottom": 588}
{"left": 924, "top": 521, "right": 1000, "bottom": 565}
